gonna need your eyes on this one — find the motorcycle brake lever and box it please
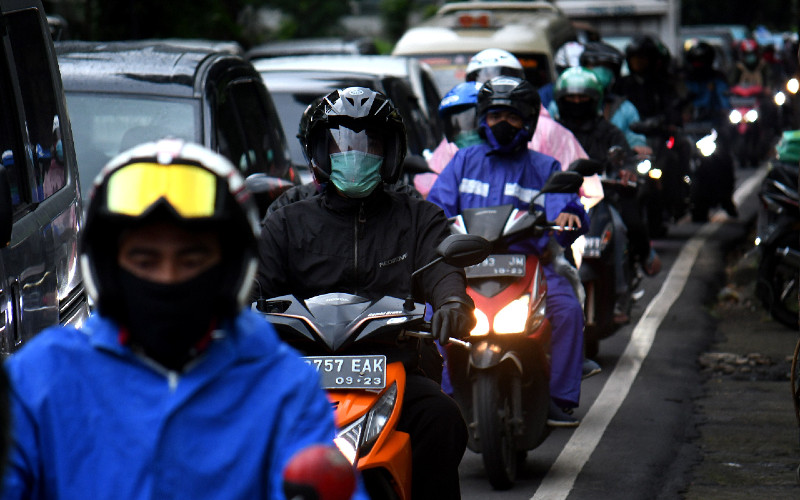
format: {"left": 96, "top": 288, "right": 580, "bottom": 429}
{"left": 447, "top": 337, "right": 472, "bottom": 349}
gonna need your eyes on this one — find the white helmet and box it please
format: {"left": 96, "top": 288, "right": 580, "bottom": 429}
{"left": 554, "top": 41, "right": 585, "bottom": 74}
{"left": 465, "top": 48, "right": 524, "bottom": 83}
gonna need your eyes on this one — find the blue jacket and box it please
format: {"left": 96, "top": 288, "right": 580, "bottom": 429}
{"left": 427, "top": 143, "right": 588, "bottom": 254}
{"left": 2, "top": 310, "right": 364, "bottom": 500}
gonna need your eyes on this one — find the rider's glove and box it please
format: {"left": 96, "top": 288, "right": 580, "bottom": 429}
{"left": 431, "top": 299, "right": 476, "bottom": 345}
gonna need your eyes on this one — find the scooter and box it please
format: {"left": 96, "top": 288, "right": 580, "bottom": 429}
{"left": 683, "top": 118, "right": 737, "bottom": 222}
{"left": 629, "top": 117, "right": 693, "bottom": 236}
{"left": 569, "top": 159, "right": 637, "bottom": 358}
{"left": 728, "top": 83, "right": 777, "bottom": 167}
{"left": 444, "top": 171, "right": 583, "bottom": 490}
{"left": 755, "top": 132, "right": 799, "bottom": 329}
{"left": 255, "top": 234, "right": 490, "bottom": 500}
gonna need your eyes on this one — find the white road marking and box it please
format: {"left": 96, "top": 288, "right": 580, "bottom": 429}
{"left": 531, "top": 167, "right": 767, "bottom": 500}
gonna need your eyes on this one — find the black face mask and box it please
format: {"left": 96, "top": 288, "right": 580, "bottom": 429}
{"left": 489, "top": 120, "right": 522, "bottom": 146}
{"left": 559, "top": 100, "right": 597, "bottom": 122}
{"left": 117, "top": 264, "right": 224, "bottom": 371}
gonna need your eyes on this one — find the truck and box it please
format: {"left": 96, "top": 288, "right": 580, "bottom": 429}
{"left": 553, "top": 0, "right": 681, "bottom": 56}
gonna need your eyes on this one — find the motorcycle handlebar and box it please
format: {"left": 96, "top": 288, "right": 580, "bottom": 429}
{"left": 403, "top": 329, "right": 472, "bottom": 349}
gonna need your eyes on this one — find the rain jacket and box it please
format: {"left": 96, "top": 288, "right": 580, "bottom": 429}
{"left": 2, "top": 311, "right": 361, "bottom": 500}
{"left": 426, "top": 143, "right": 588, "bottom": 254}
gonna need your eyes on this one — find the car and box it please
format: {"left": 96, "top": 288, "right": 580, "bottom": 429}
{"left": 56, "top": 40, "right": 299, "bottom": 216}
{"left": 246, "top": 37, "right": 378, "bottom": 61}
{"left": 0, "top": 0, "right": 89, "bottom": 352}
{"left": 392, "top": 1, "right": 575, "bottom": 94}
{"left": 254, "top": 55, "right": 444, "bottom": 182}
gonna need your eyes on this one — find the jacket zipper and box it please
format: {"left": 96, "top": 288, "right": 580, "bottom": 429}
{"left": 354, "top": 203, "right": 366, "bottom": 294}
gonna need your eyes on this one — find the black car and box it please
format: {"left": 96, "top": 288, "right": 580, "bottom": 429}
{"left": 56, "top": 40, "right": 299, "bottom": 215}
{"left": 255, "top": 55, "right": 444, "bottom": 183}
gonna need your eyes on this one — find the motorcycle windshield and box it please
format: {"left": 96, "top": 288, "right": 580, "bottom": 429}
{"left": 305, "top": 293, "right": 372, "bottom": 349}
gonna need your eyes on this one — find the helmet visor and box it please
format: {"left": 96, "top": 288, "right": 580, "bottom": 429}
{"left": 327, "top": 126, "right": 385, "bottom": 156}
{"left": 466, "top": 66, "right": 524, "bottom": 83}
{"left": 106, "top": 163, "right": 218, "bottom": 218}
{"left": 444, "top": 108, "right": 478, "bottom": 141}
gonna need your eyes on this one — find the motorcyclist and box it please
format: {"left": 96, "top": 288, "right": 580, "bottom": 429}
{"left": 614, "top": 34, "right": 682, "bottom": 127}
{"left": 734, "top": 38, "right": 770, "bottom": 88}
{"left": 414, "top": 81, "right": 482, "bottom": 198}
{"left": 2, "top": 139, "right": 362, "bottom": 499}
{"left": 255, "top": 87, "right": 474, "bottom": 500}
{"left": 554, "top": 67, "right": 662, "bottom": 320}
{"left": 578, "top": 41, "right": 653, "bottom": 159}
{"left": 427, "top": 76, "right": 590, "bottom": 426}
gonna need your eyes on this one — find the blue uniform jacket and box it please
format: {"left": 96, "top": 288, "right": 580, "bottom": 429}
{"left": 2, "top": 310, "right": 366, "bottom": 500}
{"left": 427, "top": 143, "right": 588, "bottom": 255}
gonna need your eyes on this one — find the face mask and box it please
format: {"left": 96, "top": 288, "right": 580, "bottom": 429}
{"left": 590, "top": 66, "right": 615, "bottom": 91}
{"left": 54, "top": 140, "right": 64, "bottom": 163}
{"left": 329, "top": 151, "right": 383, "bottom": 198}
{"left": 489, "top": 121, "right": 522, "bottom": 146}
{"left": 453, "top": 130, "right": 482, "bottom": 149}
{"left": 559, "top": 100, "right": 598, "bottom": 122}
{"left": 117, "top": 264, "right": 224, "bottom": 371}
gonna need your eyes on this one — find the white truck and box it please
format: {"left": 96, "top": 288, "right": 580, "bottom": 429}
{"left": 554, "top": 0, "right": 681, "bottom": 55}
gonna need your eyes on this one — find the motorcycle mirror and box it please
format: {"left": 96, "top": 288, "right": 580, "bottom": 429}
{"left": 403, "top": 154, "right": 432, "bottom": 175}
{"left": 437, "top": 234, "right": 492, "bottom": 268}
{"left": 540, "top": 171, "right": 584, "bottom": 195}
{"left": 568, "top": 158, "right": 604, "bottom": 177}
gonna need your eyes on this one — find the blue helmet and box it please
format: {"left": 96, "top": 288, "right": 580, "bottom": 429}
{"left": 439, "top": 82, "right": 483, "bottom": 147}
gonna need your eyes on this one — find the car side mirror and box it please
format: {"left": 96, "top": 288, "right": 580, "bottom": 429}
{"left": 0, "top": 165, "right": 12, "bottom": 247}
{"left": 245, "top": 173, "right": 297, "bottom": 217}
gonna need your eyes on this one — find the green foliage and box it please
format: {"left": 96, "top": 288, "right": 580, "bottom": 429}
{"left": 266, "top": 0, "right": 346, "bottom": 39}
{"left": 381, "top": 0, "right": 414, "bottom": 43}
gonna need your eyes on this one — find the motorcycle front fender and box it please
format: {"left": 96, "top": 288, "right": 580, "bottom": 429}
{"left": 469, "top": 341, "right": 523, "bottom": 374}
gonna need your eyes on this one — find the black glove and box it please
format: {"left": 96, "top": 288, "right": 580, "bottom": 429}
{"left": 431, "top": 299, "right": 475, "bottom": 345}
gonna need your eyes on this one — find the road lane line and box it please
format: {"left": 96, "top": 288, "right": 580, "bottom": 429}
{"left": 531, "top": 167, "right": 766, "bottom": 500}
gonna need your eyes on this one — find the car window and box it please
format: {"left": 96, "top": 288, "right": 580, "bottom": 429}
{"left": 6, "top": 8, "right": 64, "bottom": 203}
{"left": 216, "top": 79, "right": 292, "bottom": 181}
{"left": 65, "top": 93, "right": 198, "bottom": 200}
{"left": 0, "top": 39, "right": 27, "bottom": 214}
{"left": 382, "top": 78, "right": 436, "bottom": 155}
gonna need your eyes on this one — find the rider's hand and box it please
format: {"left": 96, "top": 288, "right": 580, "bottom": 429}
{"left": 432, "top": 300, "right": 475, "bottom": 344}
{"left": 618, "top": 169, "right": 638, "bottom": 185}
{"left": 633, "top": 145, "right": 653, "bottom": 159}
{"left": 553, "top": 212, "right": 582, "bottom": 232}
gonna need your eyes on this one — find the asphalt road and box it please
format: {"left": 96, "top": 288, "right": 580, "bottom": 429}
{"left": 458, "top": 164, "right": 798, "bottom": 499}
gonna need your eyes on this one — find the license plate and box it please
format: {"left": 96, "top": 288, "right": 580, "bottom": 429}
{"left": 303, "top": 355, "right": 386, "bottom": 389}
{"left": 465, "top": 254, "right": 526, "bottom": 278}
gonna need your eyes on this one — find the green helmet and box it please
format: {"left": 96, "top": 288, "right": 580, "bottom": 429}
{"left": 554, "top": 67, "right": 604, "bottom": 120}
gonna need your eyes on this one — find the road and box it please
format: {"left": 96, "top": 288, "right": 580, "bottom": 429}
{"left": 458, "top": 164, "right": 789, "bottom": 499}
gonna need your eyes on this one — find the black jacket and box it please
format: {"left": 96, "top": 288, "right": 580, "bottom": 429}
{"left": 256, "top": 185, "right": 470, "bottom": 310}
{"left": 559, "top": 116, "right": 632, "bottom": 170}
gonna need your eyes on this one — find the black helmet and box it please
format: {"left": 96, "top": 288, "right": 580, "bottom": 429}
{"left": 81, "top": 139, "right": 260, "bottom": 319}
{"left": 297, "top": 96, "right": 325, "bottom": 166}
{"left": 477, "top": 76, "right": 540, "bottom": 139}
{"left": 580, "top": 41, "right": 625, "bottom": 78}
{"left": 625, "top": 34, "right": 671, "bottom": 74}
{"left": 306, "top": 87, "right": 407, "bottom": 184}
{"left": 685, "top": 40, "right": 715, "bottom": 68}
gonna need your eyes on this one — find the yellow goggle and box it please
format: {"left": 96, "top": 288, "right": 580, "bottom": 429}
{"left": 106, "top": 162, "right": 218, "bottom": 218}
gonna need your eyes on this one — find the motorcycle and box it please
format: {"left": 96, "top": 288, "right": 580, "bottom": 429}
{"left": 444, "top": 171, "right": 584, "bottom": 490}
{"left": 755, "top": 131, "right": 799, "bottom": 330}
{"left": 255, "top": 233, "right": 490, "bottom": 500}
{"left": 629, "top": 117, "right": 693, "bottom": 236}
{"left": 682, "top": 117, "right": 737, "bottom": 222}
{"left": 569, "top": 159, "right": 638, "bottom": 358}
{"left": 728, "top": 83, "right": 778, "bottom": 167}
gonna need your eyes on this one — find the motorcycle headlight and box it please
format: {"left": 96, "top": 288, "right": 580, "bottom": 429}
{"left": 636, "top": 159, "right": 652, "bottom": 175}
{"left": 494, "top": 295, "right": 530, "bottom": 334}
{"left": 745, "top": 109, "right": 759, "bottom": 123}
{"left": 775, "top": 91, "right": 787, "bottom": 106}
{"left": 335, "top": 383, "right": 397, "bottom": 460}
{"left": 729, "top": 109, "right": 742, "bottom": 124}
{"left": 696, "top": 130, "right": 717, "bottom": 157}
{"left": 648, "top": 168, "right": 663, "bottom": 180}
{"left": 788, "top": 78, "right": 799, "bottom": 94}
{"left": 471, "top": 308, "right": 490, "bottom": 336}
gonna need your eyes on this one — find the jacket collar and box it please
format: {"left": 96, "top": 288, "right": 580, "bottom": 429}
{"left": 321, "top": 184, "right": 391, "bottom": 215}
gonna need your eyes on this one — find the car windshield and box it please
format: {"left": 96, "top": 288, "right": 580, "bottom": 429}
{"left": 65, "top": 92, "right": 199, "bottom": 200}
